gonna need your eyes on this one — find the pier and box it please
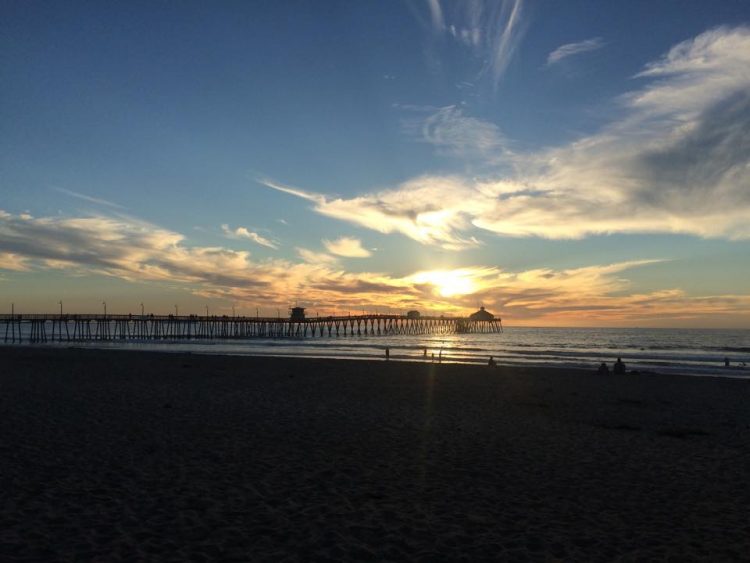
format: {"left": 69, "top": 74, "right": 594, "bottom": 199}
{"left": 1, "top": 313, "right": 502, "bottom": 343}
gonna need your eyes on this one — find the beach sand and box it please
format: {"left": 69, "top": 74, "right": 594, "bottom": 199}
{"left": 1, "top": 346, "right": 749, "bottom": 561}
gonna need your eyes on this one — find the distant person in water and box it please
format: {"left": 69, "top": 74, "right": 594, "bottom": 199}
{"left": 613, "top": 357, "right": 626, "bottom": 375}
{"left": 423, "top": 347, "right": 428, "bottom": 357}
{"left": 597, "top": 362, "right": 610, "bottom": 375}
{"left": 724, "top": 357, "right": 730, "bottom": 367}
{"left": 488, "top": 356, "right": 496, "bottom": 367}
{"left": 385, "top": 347, "right": 390, "bottom": 361}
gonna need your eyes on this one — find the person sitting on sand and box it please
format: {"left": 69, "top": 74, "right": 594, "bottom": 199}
{"left": 597, "top": 362, "right": 609, "bottom": 375}
{"left": 488, "top": 356, "right": 496, "bottom": 367}
{"left": 613, "top": 357, "right": 626, "bottom": 375}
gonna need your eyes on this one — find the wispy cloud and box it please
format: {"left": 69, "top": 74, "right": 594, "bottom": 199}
{"left": 261, "top": 176, "right": 484, "bottom": 250}
{"left": 426, "top": 0, "right": 445, "bottom": 31}
{"left": 296, "top": 247, "right": 338, "bottom": 265}
{"left": 53, "top": 187, "right": 124, "bottom": 209}
{"left": 402, "top": 104, "right": 509, "bottom": 158}
{"left": 323, "top": 237, "right": 372, "bottom": 258}
{"left": 221, "top": 224, "right": 278, "bottom": 249}
{"left": 258, "top": 178, "right": 325, "bottom": 204}
{"left": 1, "top": 209, "right": 748, "bottom": 324}
{"left": 546, "top": 37, "right": 604, "bottom": 66}
{"left": 267, "top": 27, "right": 750, "bottom": 244}
{"left": 423, "top": 0, "right": 527, "bottom": 90}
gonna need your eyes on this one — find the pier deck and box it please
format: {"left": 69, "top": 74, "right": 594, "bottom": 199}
{"left": 1, "top": 314, "right": 502, "bottom": 343}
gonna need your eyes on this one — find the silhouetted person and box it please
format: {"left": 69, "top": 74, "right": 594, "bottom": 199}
{"left": 438, "top": 349, "right": 442, "bottom": 364}
{"left": 724, "top": 357, "right": 730, "bottom": 367}
{"left": 597, "top": 362, "right": 610, "bottom": 375}
{"left": 385, "top": 347, "right": 390, "bottom": 361}
{"left": 488, "top": 356, "right": 496, "bottom": 367}
{"left": 613, "top": 357, "right": 626, "bottom": 375}
{"left": 423, "top": 347, "right": 427, "bottom": 357}
{"left": 431, "top": 353, "right": 435, "bottom": 363}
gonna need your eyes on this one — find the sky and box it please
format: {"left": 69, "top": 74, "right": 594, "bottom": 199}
{"left": 1, "top": 0, "right": 750, "bottom": 327}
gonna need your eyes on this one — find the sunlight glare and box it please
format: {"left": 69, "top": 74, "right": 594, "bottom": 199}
{"left": 412, "top": 270, "right": 478, "bottom": 297}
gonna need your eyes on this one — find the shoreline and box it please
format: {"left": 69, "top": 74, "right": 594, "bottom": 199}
{"left": 2, "top": 341, "right": 749, "bottom": 380}
{"left": 2, "top": 346, "right": 749, "bottom": 560}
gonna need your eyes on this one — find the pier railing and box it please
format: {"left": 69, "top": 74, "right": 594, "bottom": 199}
{"left": 1, "top": 313, "right": 502, "bottom": 343}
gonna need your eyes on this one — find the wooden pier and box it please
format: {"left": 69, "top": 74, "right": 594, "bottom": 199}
{"left": 1, "top": 313, "right": 502, "bottom": 343}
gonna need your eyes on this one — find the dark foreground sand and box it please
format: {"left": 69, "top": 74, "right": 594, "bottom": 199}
{"left": 1, "top": 347, "right": 749, "bottom": 562}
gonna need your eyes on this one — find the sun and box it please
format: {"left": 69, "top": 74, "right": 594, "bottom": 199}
{"left": 413, "top": 270, "right": 478, "bottom": 298}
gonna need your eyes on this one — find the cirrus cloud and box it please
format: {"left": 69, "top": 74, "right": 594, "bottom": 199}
{"left": 221, "top": 224, "right": 278, "bottom": 249}
{"left": 423, "top": 0, "right": 526, "bottom": 90}
{"left": 265, "top": 27, "right": 750, "bottom": 245}
{"left": 546, "top": 37, "right": 604, "bottom": 66}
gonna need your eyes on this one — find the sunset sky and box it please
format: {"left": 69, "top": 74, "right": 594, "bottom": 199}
{"left": 2, "top": 1, "right": 749, "bottom": 326}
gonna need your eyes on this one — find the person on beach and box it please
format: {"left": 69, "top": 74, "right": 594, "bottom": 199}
{"left": 385, "top": 347, "right": 390, "bottom": 361}
{"left": 488, "top": 356, "right": 496, "bottom": 367}
{"left": 613, "top": 357, "right": 626, "bottom": 375}
{"left": 431, "top": 353, "right": 435, "bottom": 363}
{"left": 423, "top": 347, "right": 427, "bottom": 357}
{"left": 724, "top": 357, "right": 730, "bottom": 367}
{"left": 597, "top": 362, "right": 610, "bottom": 375}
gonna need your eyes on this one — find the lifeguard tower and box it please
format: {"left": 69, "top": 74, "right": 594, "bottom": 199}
{"left": 289, "top": 306, "right": 306, "bottom": 321}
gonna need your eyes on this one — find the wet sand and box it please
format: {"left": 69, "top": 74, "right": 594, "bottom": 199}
{"left": 1, "top": 346, "right": 749, "bottom": 561}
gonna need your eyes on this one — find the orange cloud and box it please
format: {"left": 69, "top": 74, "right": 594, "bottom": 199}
{"left": 1, "top": 210, "right": 749, "bottom": 326}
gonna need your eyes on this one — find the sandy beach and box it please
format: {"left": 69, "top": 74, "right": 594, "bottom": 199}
{"left": 1, "top": 346, "right": 749, "bottom": 561}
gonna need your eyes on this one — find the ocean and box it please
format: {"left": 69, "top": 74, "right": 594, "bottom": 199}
{"left": 5, "top": 326, "right": 749, "bottom": 378}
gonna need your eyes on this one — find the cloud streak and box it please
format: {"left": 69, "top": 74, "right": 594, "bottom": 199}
{"left": 261, "top": 176, "right": 484, "bottom": 250}
{"left": 221, "top": 224, "right": 278, "bottom": 249}
{"left": 53, "top": 187, "right": 125, "bottom": 209}
{"left": 424, "top": 0, "right": 527, "bottom": 90}
{"left": 546, "top": 37, "right": 604, "bottom": 66}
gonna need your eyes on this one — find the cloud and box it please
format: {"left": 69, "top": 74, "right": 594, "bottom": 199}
{"left": 323, "top": 237, "right": 372, "bottom": 258}
{"left": 262, "top": 176, "right": 484, "bottom": 250}
{"left": 0, "top": 252, "right": 30, "bottom": 271}
{"left": 267, "top": 27, "right": 750, "bottom": 243}
{"left": 296, "top": 247, "right": 338, "bottom": 265}
{"left": 402, "top": 105, "right": 509, "bottom": 158}
{"left": 53, "top": 187, "right": 125, "bottom": 209}
{"left": 1, "top": 209, "right": 748, "bottom": 324}
{"left": 426, "top": 0, "right": 445, "bottom": 31}
{"left": 258, "top": 178, "right": 325, "bottom": 204}
{"left": 423, "top": 0, "right": 527, "bottom": 90}
{"left": 221, "top": 224, "right": 278, "bottom": 249}
{"left": 546, "top": 37, "right": 604, "bottom": 66}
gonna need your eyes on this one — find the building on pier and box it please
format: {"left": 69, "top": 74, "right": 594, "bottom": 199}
{"left": 469, "top": 306, "right": 494, "bottom": 321}
{"left": 289, "top": 306, "right": 306, "bottom": 321}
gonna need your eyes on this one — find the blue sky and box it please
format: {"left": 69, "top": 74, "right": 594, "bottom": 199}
{"left": 2, "top": 0, "right": 749, "bottom": 326}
